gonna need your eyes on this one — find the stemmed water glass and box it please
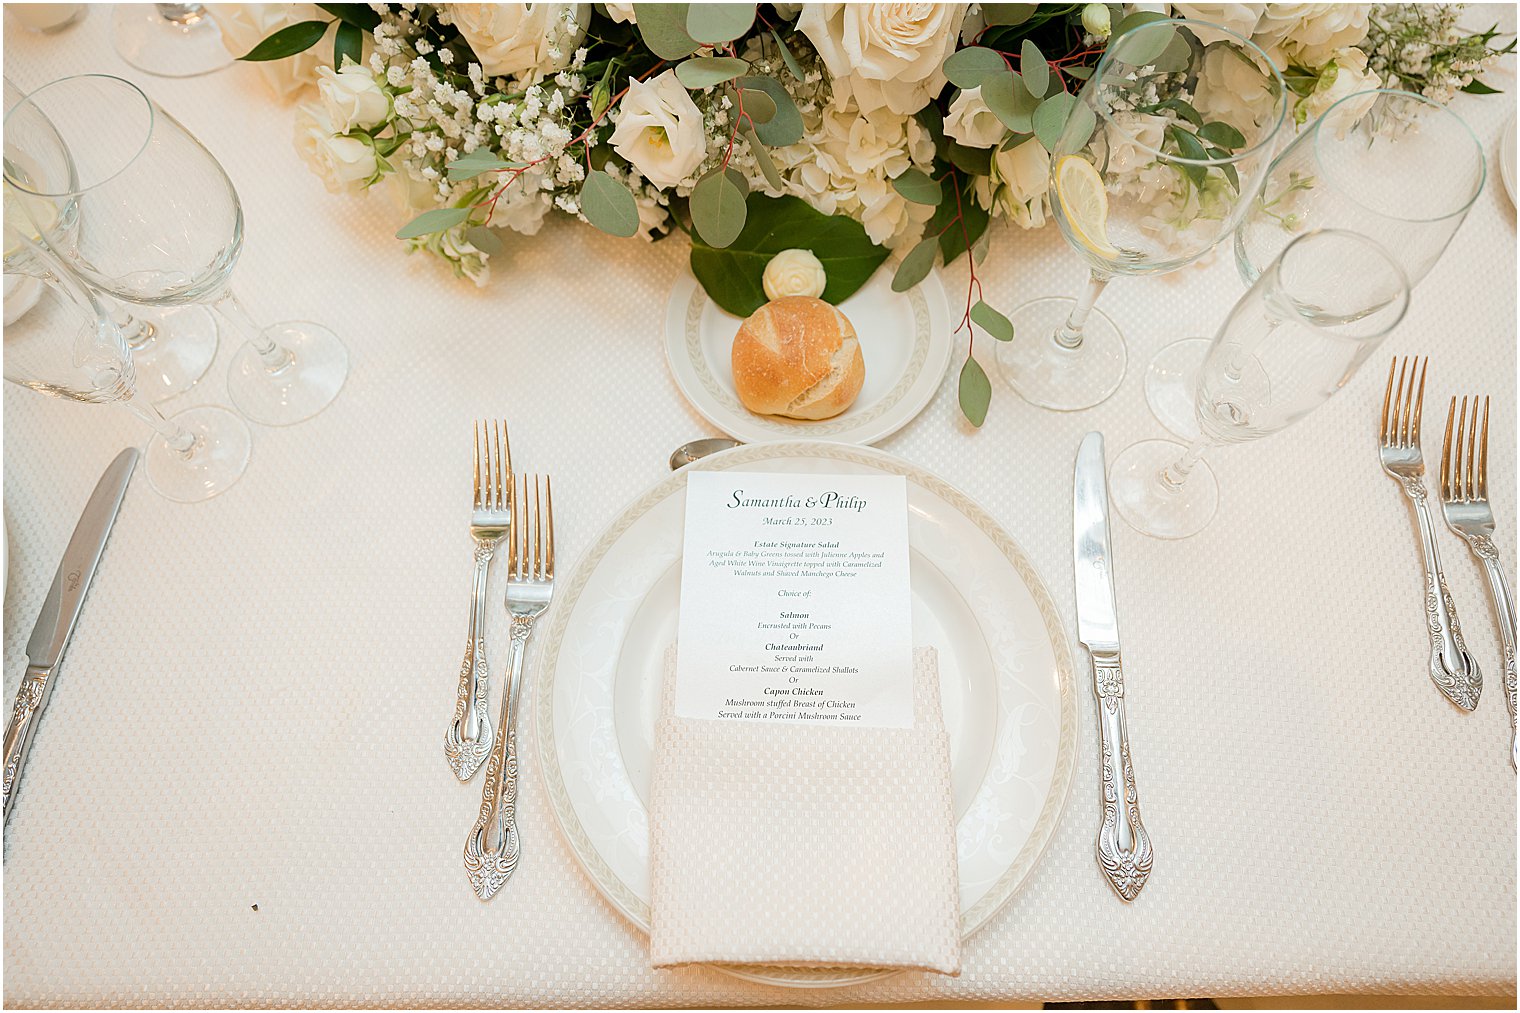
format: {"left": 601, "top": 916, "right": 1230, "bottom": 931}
{"left": 3, "top": 74, "right": 348, "bottom": 427}
{"left": 996, "top": 17, "right": 1287, "bottom": 412}
{"left": 1146, "top": 89, "right": 1486, "bottom": 440}
{"left": 111, "top": 4, "right": 233, "bottom": 78}
{"left": 1109, "top": 229, "right": 1410, "bottom": 539}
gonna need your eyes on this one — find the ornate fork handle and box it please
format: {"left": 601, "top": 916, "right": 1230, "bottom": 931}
{"left": 1467, "top": 535, "right": 1516, "bottom": 768}
{"left": 1092, "top": 653, "right": 1153, "bottom": 901}
{"left": 3, "top": 665, "right": 53, "bottom": 823}
{"left": 445, "top": 541, "right": 496, "bottom": 781}
{"left": 464, "top": 617, "right": 533, "bottom": 900}
{"left": 1399, "top": 478, "right": 1482, "bottom": 710}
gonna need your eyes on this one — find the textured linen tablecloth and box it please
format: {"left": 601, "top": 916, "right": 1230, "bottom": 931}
{"left": 2, "top": 8, "right": 1516, "bottom": 1008}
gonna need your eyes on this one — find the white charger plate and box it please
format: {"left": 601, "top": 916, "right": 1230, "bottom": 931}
{"left": 663, "top": 267, "right": 953, "bottom": 446}
{"left": 535, "top": 441, "right": 1077, "bottom": 988}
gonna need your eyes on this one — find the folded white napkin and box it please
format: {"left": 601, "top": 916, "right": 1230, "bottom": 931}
{"left": 647, "top": 646, "right": 961, "bottom": 974}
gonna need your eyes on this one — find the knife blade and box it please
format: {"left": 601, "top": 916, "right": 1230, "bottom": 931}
{"left": 4, "top": 447, "right": 139, "bottom": 824}
{"left": 1073, "top": 432, "right": 1153, "bottom": 901}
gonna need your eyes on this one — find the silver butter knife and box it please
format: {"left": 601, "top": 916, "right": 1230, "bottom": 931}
{"left": 1074, "top": 432, "right": 1154, "bottom": 901}
{"left": 3, "top": 447, "right": 138, "bottom": 824}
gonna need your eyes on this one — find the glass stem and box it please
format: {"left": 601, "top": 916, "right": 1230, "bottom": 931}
{"left": 1160, "top": 437, "right": 1212, "bottom": 494}
{"left": 112, "top": 306, "right": 157, "bottom": 353}
{"left": 213, "top": 288, "right": 293, "bottom": 374}
{"left": 122, "top": 390, "right": 198, "bottom": 458}
{"left": 1055, "top": 270, "right": 1111, "bottom": 351}
{"left": 157, "top": 4, "right": 208, "bottom": 25}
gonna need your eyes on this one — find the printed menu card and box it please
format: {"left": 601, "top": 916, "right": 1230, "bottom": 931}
{"left": 675, "top": 471, "right": 914, "bottom": 728}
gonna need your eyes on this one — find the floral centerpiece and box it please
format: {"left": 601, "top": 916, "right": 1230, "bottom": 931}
{"left": 229, "top": 3, "right": 1512, "bottom": 424}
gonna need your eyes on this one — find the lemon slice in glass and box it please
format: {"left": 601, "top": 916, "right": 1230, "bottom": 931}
{"left": 1055, "top": 155, "right": 1119, "bottom": 260}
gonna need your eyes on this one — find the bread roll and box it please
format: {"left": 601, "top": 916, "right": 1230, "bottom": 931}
{"left": 731, "top": 296, "right": 865, "bottom": 421}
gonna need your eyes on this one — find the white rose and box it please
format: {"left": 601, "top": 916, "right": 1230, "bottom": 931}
{"left": 385, "top": 170, "right": 438, "bottom": 213}
{"left": 316, "top": 63, "right": 389, "bottom": 132}
{"left": 292, "top": 104, "right": 379, "bottom": 194}
{"left": 1298, "top": 48, "right": 1381, "bottom": 138}
{"left": 1252, "top": 3, "right": 1370, "bottom": 69}
{"left": 1104, "top": 111, "right": 1169, "bottom": 175}
{"left": 601, "top": 2, "right": 636, "bottom": 23}
{"left": 608, "top": 71, "right": 706, "bottom": 188}
{"left": 217, "top": 4, "right": 328, "bottom": 101}
{"left": 989, "top": 138, "right": 1050, "bottom": 229}
{"left": 763, "top": 249, "right": 828, "bottom": 300}
{"left": 797, "top": 3, "right": 969, "bottom": 116}
{"left": 1192, "top": 43, "right": 1278, "bottom": 140}
{"left": 1167, "top": 3, "right": 1264, "bottom": 45}
{"left": 449, "top": 3, "right": 589, "bottom": 79}
{"left": 943, "top": 87, "right": 1006, "bottom": 149}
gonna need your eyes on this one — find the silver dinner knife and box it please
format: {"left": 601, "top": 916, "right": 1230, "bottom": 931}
{"left": 1074, "top": 432, "right": 1153, "bottom": 901}
{"left": 3, "top": 447, "right": 138, "bottom": 824}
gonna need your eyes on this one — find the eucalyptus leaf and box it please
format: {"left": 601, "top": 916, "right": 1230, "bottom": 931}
{"left": 959, "top": 356, "right": 992, "bottom": 427}
{"left": 316, "top": 3, "right": 379, "bottom": 29}
{"left": 636, "top": 4, "right": 699, "bottom": 61}
{"left": 446, "top": 149, "right": 527, "bottom": 182}
{"left": 981, "top": 3, "right": 1037, "bottom": 26}
{"left": 892, "top": 236, "right": 938, "bottom": 292}
{"left": 744, "top": 125, "right": 787, "bottom": 191}
{"left": 1065, "top": 64, "right": 1093, "bottom": 80}
{"left": 738, "top": 76, "right": 802, "bottom": 145}
{"left": 675, "top": 56, "right": 749, "bottom": 89}
{"left": 999, "top": 130, "right": 1035, "bottom": 151}
{"left": 1199, "top": 120, "right": 1246, "bottom": 149}
{"left": 944, "top": 47, "right": 1008, "bottom": 90}
{"left": 1032, "top": 92, "right": 1076, "bottom": 150}
{"left": 396, "top": 205, "right": 471, "bottom": 240}
{"left": 580, "top": 170, "right": 640, "bottom": 238}
{"left": 1020, "top": 39, "right": 1048, "bottom": 98}
{"left": 689, "top": 194, "right": 890, "bottom": 316}
{"left": 970, "top": 300, "right": 1014, "bottom": 341}
{"left": 981, "top": 70, "right": 1038, "bottom": 133}
{"left": 240, "top": 19, "right": 329, "bottom": 61}
{"left": 465, "top": 225, "right": 505, "bottom": 257}
{"left": 891, "top": 167, "right": 942, "bottom": 206}
{"left": 690, "top": 168, "right": 749, "bottom": 248}
{"left": 686, "top": 2, "right": 755, "bottom": 43}
{"left": 771, "top": 29, "right": 805, "bottom": 79}
{"left": 739, "top": 88, "right": 777, "bottom": 125}
{"left": 971, "top": 225, "right": 991, "bottom": 265}
{"left": 945, "top": 141, "right": 992, "bottom": 177}
{"left": 334, "top": 21, "right": 362, "bottom": 68}
{"left": 1152, "top": 30, "right": 1196, "bottom": 72}
{"left": 1109, "top": 16, "right": 1174, "bottom": 67}
{"left": 928, "top": 174, "right": 989, "bottom": 264}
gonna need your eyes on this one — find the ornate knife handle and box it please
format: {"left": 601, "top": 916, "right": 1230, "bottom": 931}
{"left": 4, "top": 665, "right": 54, "bottom": 824}
{"left": 1468, "top": 536, "right": 1517, "bottom": 769}
{"left": 444, "top": 543, "right": 495, "bottom": 781}
{"left": 463, "top": 618, "right": 532, "bottom": 900}
{"left": 1092, "top": 652, "right": 1153, "bottom": 902}
{"left": 1401, "top": 481, "right": 1481, "bottom": 711}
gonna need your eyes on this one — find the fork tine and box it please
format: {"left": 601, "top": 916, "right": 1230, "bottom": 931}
{"left": 1394, "top": 357, "right": 1410, "bottom": 445}
{"left": 1411, "top": 357, "right": 1427, "bottom": 446}
{"left": 1465, "top": 395, "right": 1477, "bottom": 502}
{"left": 1441, "top": 396, "right": 1455, "bottom": 502}
{"left": 473, "top": 421, "right": 483, "bottom": 509}
{"left": 1380, "top": 359, "right": 1395, "bottom": 445}
{"left": 515, "top": 474, "right": 526, "bottom": 578}
{"left": 1455, "top": 396, "right": 1469, "bottom": 500}
{"left": 1479, "top": 396, "right": 1490, "bottom": 501}
{"left": 494, "top": 421, "right": 506, "bottom": 511}
{"left": 500, "top": 422, "right": 511, "bottom": 513}
{"left": 545, "top": 476, "right": 555, "bottom": 577}
{"left": 533, "top": 475, "right": 544, "bottom": 579}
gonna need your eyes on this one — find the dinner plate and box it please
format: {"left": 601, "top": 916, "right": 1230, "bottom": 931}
{"left": 535, "top": 441, "right": 1077, "bottom": 988}
{"left": 663, "top": 267, "right": 953, "bottom": 446}
{"left": 1500, "top": 111, "right": 1515, "bottom": 207}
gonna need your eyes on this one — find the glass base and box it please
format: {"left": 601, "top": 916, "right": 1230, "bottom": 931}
{"left": 124, "top": 304, "right": 219, "bottom": 403}
{"left": 111, "top": 4, "right": 233, "bottom": 78}
{"left": 1109, "top": 439, "right": 1219, "bottom": 540}
{"left": 227, "top": 321, "right": 348, "bottom": 427}
{"left": 145, "top": 405, "right": 251, "bottom": 502}
{"left": 1144, "top": 337, "right": 1209, "bottom": 442}
{"left": 995, "top": 296, "right": 1126, "bottom": 411}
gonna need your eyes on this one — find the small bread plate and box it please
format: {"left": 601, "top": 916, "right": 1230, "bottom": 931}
{"left": 536, "top": 440, "right": 1077, "bottom": 988}
{"left": 663, "top": 266, "right": 953, "bottom": 446}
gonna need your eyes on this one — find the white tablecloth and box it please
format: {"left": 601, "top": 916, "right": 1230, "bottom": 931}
{"left": 3, "top": 7, "right": 1516, "bottom": 1007}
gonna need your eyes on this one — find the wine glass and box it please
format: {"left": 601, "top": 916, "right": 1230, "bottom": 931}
{"left": 3, "top": 227, "right": 250, "bottom": 502}
{"left": 1146, "top": 89, "right": 1486, "bottom": 440}
{"left": 1109, "top": 229, "right": 1410, "bottom": 539}
{"left": 996, "top": 17, "right": 1288, "bottom": 411}
{"left": 111, "top": 4, "right": 233, "bottom": 78}
{"left": 2, "top": 74, "right": 348, "bottom": 427}
{"left": 2, "top": 74, "right": 219, "bottom": 403}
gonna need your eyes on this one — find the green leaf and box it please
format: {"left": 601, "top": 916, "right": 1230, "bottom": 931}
{"left": 1142, "top": 96, "right": 1202, "bottom": 128}
{"left": 892, "top": 236, "right": 938, "bottom": 292}
{"left": 580, "top": 170, "right": 640, "bottom": 238}
{"left": 1020, "top": 40, "right": 1048, "bottom": 98}
{"left": 1282, "top": 65, "right": 1319, "bottom": 98}
{"left": 239, "top": 20, "right": 330, "bottom": 61}
{"left": 1165, "top": 125, "right": 1208, "bottom": 189}
{"left": 636, "top": 4, "right": 699, "bottom": 61}
{"left": 971, "top": 225, "right": 991, "bottom": 265}
{"left": 771, "top": 29, "right": 805, "bottom": 80}
{"left": 1032, "top": 92, "right": 1076, "bottom": 150}
{"left": 1109, "top": 13, "right": 1174, "bottom": 66}
{"left": 970, "top": 300, "right": 1014, "bottom": 341}
{"left": 891, "top": 167, "right": 942, "bottom": 206}
{"left": 945, "top": 141, "right": 992, "bottom": 176}
{"left": 334, "top": 20, "right": 362, "bottom": 70}
{"left": 396, "top": 205, "right": 471, "bottom": 240}
{"left": 689, "top": 194, "right": 890, "bottom": 316}
{"left": 1152, "top": 30, "right": 1196, "bottom": 73}
{"left": 316, "top": 3, "right": 379, "bottom": 29}
{"left": 690, "top": 167, "right": 749, "bottom": 248}
{"left": 675, "top": 56, "right": 749, "bottom": 89}
{"left": 944, "top": 47, "right": 1008, "bottom": 90}
{"left": 1064, "top": 64, "right": 1093, "bottom": 80}
{"left": 927, "top": 173, "right": 989, "bottom": 264}
{"left": 958, "top": 356, "right": 992, "bottom": 427}
{"left": 980, "top": 3, "right": 1037, "bottom": 26}
{"left": 738, "top": 76, "right": 802, "bottom": 145}
{"left": 1199, "top": 121, "right": 1245, "bottom": 149}
{"left": 686, "top": 2, "right": 755, "bottom": 43}
{"left": 446, "top": 149, "right": 527, "bottom": 182}
{"left": 916, "top": 105, "right": 946, "bottom": 152}
{"left": 744, "top": 124, "right": 787, "bottom": 191}
{"left": 739, "top": 88, "right": 777, "bottom": 125}
{"left": 1462, "top": 79, "right": 1501, "bottom": 94}
{"left": 981, "top": 70, "right": 1039, "bottom": 133}
{"left": 1113, "top": 10, "right": 1170, "bottom": 37}
{"left": 999, "top": 130, "right": 1035, "bottom": 151}
{"left": 465, "top": 225, "right": 504, "bottom": 257}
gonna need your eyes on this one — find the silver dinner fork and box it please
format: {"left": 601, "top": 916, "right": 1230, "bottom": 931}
{"left": 1379, "top": 357, "right": 1481, "bottom": 711}
{"left": 465, "top": 473, "right": 554, "bottom": 900}
{"left": 1441, "top": 395, "right": 1517, "bottom": 768}
{"left": 445, "top": 420, "right": 512, "bottom": 782}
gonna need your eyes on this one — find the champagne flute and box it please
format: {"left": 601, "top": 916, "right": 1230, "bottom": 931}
{"left": 1146, "top": 89, "right": 1486, "bottom": 440}
{"left": 111, "top": 4, "right": 233, "bottom": 78}
{"left": 1110, "top": 229, "right": 1410, "bottom": 539}
{"left": 996, "top": 17, "right": 1287, "bottom": 411}
{"left": 3, "top": 74, "right": 348, "bottom": 427}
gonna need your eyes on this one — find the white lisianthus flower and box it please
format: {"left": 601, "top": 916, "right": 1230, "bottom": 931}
{"left": 316, "top": 63, "right": 389, "bottom": 132}
{"left": 1252, "top": 4, "right": 1370, "bottom": 70}
{"left": 1192, "top": 43, "right": 1278, "bottom": 139}
{"left": 450, "top": 3, "right": 589, "bottom": 79}
{"left": 771, "top": 2, "right": 803, "bottom": 19}
{"left": 608, "top": 71, "right": 707, "bottom": 188}
{"left": 763, "top": 249, "right": 828, "bottom": 299}
{"left": 293, "top": 104, "right": 380, "bottom": 194}
{"left": 1104, "top": 111, "right": 1169, "bottom": 176}
{"left": 1298, "top": 48, "right": 1381, "bottom": 138}
{"left": 217, "top": 3, "right": 328, "bottom": 101}
{"left": 1167, "top": 3, "right": 1264, "bottom": 45}
{"left": 986, "top": 138, "right": 1051, "bottom": 229}
{"left": 796, "top": 3, "right": 969, "bottom": 116}
{"left": 601, "top": 2, "right": 636, "bottom": 24}
{"left": 944, "top": 87, "right": 1007, "bottom": 149}
{"left": 633, "top": 194, "right": 670, "bottom": 241}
